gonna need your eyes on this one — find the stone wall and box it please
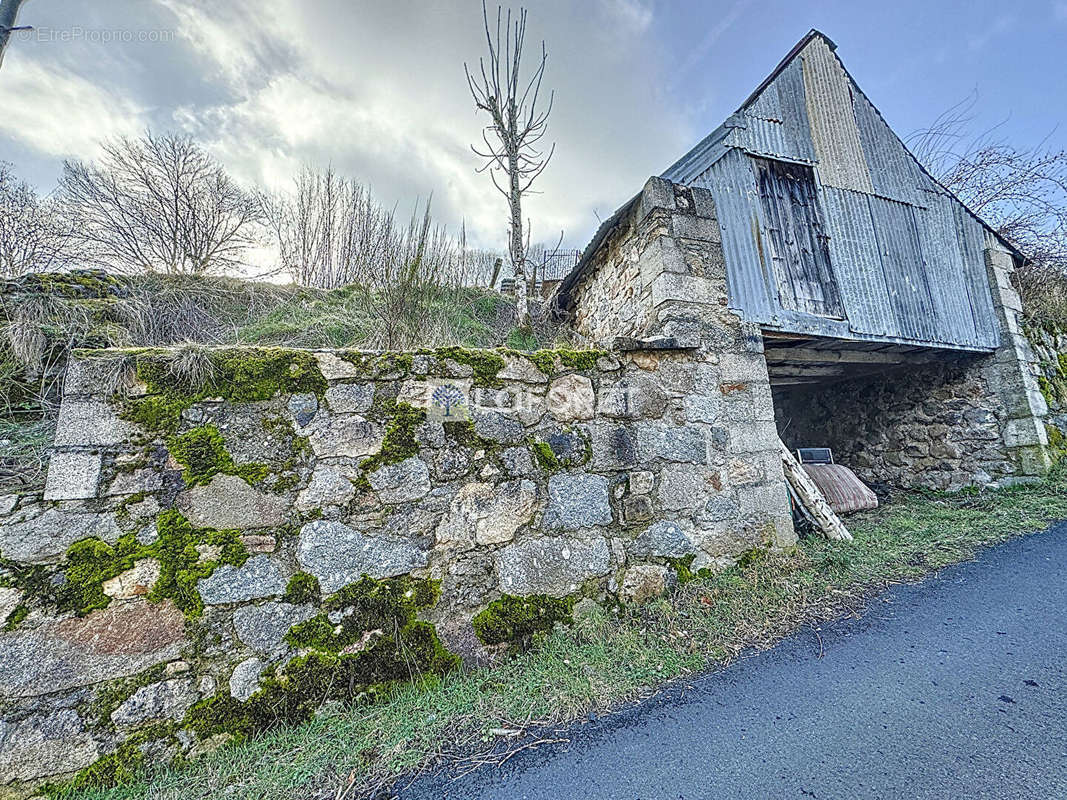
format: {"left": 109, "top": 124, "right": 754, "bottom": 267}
{"left": 0, "top": 334, "right": 794, "bottom": 792}
{"left": 565, "top": 178, "right": 729, "bottom": 347}
{"left": 774, "top": 359, "right": 1018, "bottom": 491}
{"left": 1027, "top": 325, "right": 1067, "bottom": 455}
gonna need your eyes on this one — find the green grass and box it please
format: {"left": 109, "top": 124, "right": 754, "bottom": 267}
{"left": 56, "top": 469, "right": 1067, "bottom": 799}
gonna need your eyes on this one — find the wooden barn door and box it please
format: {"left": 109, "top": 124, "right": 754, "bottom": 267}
{"left": 754, "top": 157, "right": 844, "bottom": 318}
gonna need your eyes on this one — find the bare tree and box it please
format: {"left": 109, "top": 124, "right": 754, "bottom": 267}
{"left": 465, "top": 1, "right": 554, "bottom": 329}
{"left": 0, "top": 162, "right": 76, "bottom": 277}
{"left": 908, "top": 93, "right": 1067, "bottom": 321}
{"left": 60, "top": 132, "right": 261, "bottom": 275}
{"left": 0, "top": 0, "right": 30, "bottom": 72}
{"left": 262, "top": 166, "right": 397, "bottom": 289}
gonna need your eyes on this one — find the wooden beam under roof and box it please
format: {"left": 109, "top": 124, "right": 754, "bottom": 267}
{"left": 763, "top": 347, "right": 942, "bottom": 366}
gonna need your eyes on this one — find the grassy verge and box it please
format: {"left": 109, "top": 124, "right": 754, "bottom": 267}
{"left": 65, "top": 469, "right": 1067, "bottom": 800}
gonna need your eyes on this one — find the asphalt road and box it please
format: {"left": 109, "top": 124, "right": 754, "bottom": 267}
{"left": 399, "top": 523, "right": 1067, "bottom": 800}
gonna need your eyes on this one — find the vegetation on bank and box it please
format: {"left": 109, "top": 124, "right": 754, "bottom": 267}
{"left": 0, "top": 271, "right": 535, "bottom": 492}
{"left": 58, "top": 467, "right": 1067, "bottom": 800}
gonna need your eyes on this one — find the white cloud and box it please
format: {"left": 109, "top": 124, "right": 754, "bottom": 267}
{"left": 0, "top": 58, "right": 145, "bottom": 158}
{"left": 1, "top": 0, "right": 693, "bottom": 261}
{"left": 157, "top": 0, "right": 692, "bottom": 252}
{"left": 598, "top": 0, "right": 654, "bottom": 33}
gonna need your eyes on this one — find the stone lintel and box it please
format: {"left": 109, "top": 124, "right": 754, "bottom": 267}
{"left": 611, "top": 335, "right": 700, "bottom": 352}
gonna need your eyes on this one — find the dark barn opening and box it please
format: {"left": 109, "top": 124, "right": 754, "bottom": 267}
{"left": 765, "top": 333, "right": 997, "bottom": 494}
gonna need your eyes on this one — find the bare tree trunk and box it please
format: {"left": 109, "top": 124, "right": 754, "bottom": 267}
{"left": 0, "top": 0, "right": 28, "bottom": 72}
{"left": 508, "top": 150, "right": 530, "bottom": 327}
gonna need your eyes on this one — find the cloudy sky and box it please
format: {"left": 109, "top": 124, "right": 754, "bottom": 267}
{"left": 1, "top": 0, "right": 1065, "bottom": 272}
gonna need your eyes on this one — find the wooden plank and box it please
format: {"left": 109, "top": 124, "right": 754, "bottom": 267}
{"left": 753, "top": 157, "right": 845, "bottom": 319}
{"left": 779, "top": 440, "right": 852, "bottom": 541}
{"left": 768, "top": 365, "right": 850, "bottom": 378}
{"left": 763, "top": 347, "right": 933, "bottom": 365}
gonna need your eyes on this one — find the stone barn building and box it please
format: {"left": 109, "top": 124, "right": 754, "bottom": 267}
{"left": 0, "top": 29, "right": 1056, "bottom": 792}
{"left": 555, "top": 29, "right": 1050, "bottom": 493}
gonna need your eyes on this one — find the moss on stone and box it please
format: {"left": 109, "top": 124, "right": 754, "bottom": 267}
{"left": 121, "top": 395, "right": 189, "bottom": 436}
{"left": 80, "top": 664, "right": 168, "bottom": 732}
{"left": 666, "top": 554, "right": 711, "bottom": 584}
{"left": 18, "top": 269, "right": 125, "bottom": 300}
{"left": 530, "top": 439, "right": 560, "bottom": 472}
{"left": 285, "top": 574, "right": 441, "bottom": 652}
{"left": 736, "top": 547, "right": 768, "bottom": 568}
{"left": 117, "top": 347, "right": 328, "bottom": 439}
{"left": 282, "top": 572, "right": 321, "bottom": 605}
{"left": 189, "top": 626, "right": 457, "bottom": 739}
{"left": 137, "top": 347, "right": 327, "bottom": 403}
{"left": 512, "top": 347, "right": 608, "bottom": 377}
{"left": 48, "top": 723, "right": 175, "bottom": 795}
{"left": 5, "top": 509, "right": 246, "bottom": 620}
{"left": 557, "top": 348, "right": 607, "bottom": 371}
{"left": 357, "top": 401, "right": 426, "bottom": 479}
{"left": 1045, "top": 423, "right": 1067, "bottom": 464}
{"left": 2, "top": 604, "right": 28, "bottom": 631}
{"left": 443, "top": 419, "right": 496, "bottom": 452}
{"left": 269, "top": 473, "right": 300, "bottom": 493}
{"left": 148, "top": 509, "right": 248, "bottom": 618}
{"left": 471, "top": 594, "right": 575, "bottom": 645}
{"left": 337, "top": 350, "right": 415, "bottom": 375}
{"left": 429, "top": 346, "right": 506, "bottom": 387}
{"left": 185, "top": 575, "right": 456, "bottom": 742}
{"left": 521, "top": 350, "right": 558, "bottom": 375}
{"left": 162, "top": 425, "right": 270, "bottom": 488}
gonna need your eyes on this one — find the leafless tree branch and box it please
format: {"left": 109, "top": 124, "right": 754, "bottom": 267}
{"left": 59, "top": 132, "right": 262, "bottom": 276}
{"left": 0, "top": 162, "right": 79, "bottom": 277}
{"left": 908, "top": 92, "right": 1067, "bottom": 325}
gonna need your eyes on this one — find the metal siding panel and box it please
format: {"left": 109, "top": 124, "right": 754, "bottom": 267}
{"left": 692, "top": 150, "right": 777, "bottom": 323}
{"left": 852, "top": 92, "right": 925, "bottom": 207}
{"left": 821, "top": 187, "right": 896, "bottom": 338}
{"left": 868, "top": 196, "right": 939, "bottom": 342}
{"left": 722, "top": 59, "right": 818, "bottom": 164}
{"left": 915, "top": 195, "right": 982, "bottom": 347}
{"left": 739, "top": 79, "right": 793, "bottom": 159}
{"left": 775, "top": 59, "right": 816, "bottom": 162}
{"left": 801, "top": 37, "right": 874, "bottom": 194}
{"left": 952, "top": 204, "right": 1001, "bottom": 348}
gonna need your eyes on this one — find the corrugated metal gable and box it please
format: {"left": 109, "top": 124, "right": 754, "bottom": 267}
{"left": 852, "top": 91, "right": 927, "bottom": 206}
{"left": 655, "top": 29, "right": 1004, "bottom": 353}
{"left": 775, "top": 58, "right": 817, "bottom": 162}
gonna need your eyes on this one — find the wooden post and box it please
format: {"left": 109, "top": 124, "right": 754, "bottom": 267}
{"left": 778, "top": 439, "right": 853, "bottom": 542}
